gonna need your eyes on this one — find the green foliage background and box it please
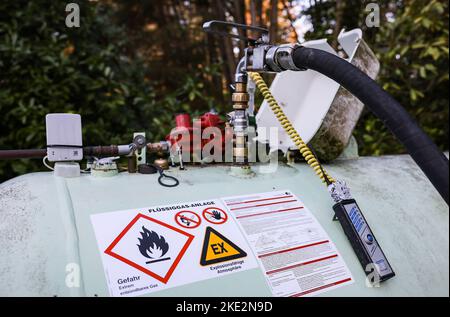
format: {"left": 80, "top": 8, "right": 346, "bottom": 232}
{"left": 0, "top": 1, "right": 218, "bottom": 181}
{"left": 364, "top": 0, "right": 449, "bottom": 156}
{"left": 0, "top": 0, "right": 448, "bottom": 182}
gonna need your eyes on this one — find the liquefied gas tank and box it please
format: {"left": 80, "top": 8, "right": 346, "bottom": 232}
{"left": 0, "top": 156, "right": 448, "bottom": 297}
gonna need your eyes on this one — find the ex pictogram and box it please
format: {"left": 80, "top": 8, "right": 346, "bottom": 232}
{"left": 200, "top": 226, "right": 247, "bottom": 266}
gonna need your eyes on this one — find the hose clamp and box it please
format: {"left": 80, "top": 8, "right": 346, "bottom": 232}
{"left": 266, "top": 44, "right": 304, "bottom": 72}
{"left": 328, "top": 179, "right": 353, "bottom": 203}
{"left": 265, "top": 46, "right": 283, "bottom": 72}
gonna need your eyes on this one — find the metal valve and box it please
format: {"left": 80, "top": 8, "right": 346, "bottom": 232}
{"left": 203, "top": 20, "right": 304, "bottom": 76}
{"left": 202, "top": 20, "right": 305, "bottom": 169}
{"left": 202, "top": 20, "right": 269, "bottom": 45}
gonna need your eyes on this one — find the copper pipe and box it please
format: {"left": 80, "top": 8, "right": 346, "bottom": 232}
{"left": 0, "top": 149, "right": 47, "bottom": 160}
{"left": 0, "top": 146, "right": 121, "bottom": 160}
{"left": 83, "top": 145, "right": 119, "bottom": 157}
{"left": 147, "top": 142, "right": 168, "bottom": 153}
{"left": 1, "top": 141, "right": 168, "bottom": 161}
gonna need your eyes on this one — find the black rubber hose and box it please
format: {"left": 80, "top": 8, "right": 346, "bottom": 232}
{"left": 293, "top": 46, "right": 449, "bottom": 205}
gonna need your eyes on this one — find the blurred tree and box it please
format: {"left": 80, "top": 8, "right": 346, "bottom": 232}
{"left": 0, "top": 1, "right": 168, "bottom": 180}
{"left": 356, "top": 0, "right": 449, "bottom": 155}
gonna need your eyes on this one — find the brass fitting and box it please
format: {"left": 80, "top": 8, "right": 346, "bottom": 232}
{"left": 154, "top": 158, "right": 169, "bottom": 170}
{"left": 233, "top": 134, "right": 248, "bottom": 162}
{"left": 232, "top": 83, "right": 249, "bottom": 110}
{"left": 147, "top": 141, "right": 169, "bottom": 154}
{"left": 231, "top": 82, "right": 250, "bottom": 164}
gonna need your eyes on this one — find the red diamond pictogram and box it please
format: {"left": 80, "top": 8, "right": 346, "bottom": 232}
{"left": 104, "top": 213, "right": 194, "bottom": 284}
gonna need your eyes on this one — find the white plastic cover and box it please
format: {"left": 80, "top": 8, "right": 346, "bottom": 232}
{"left": 255, "top": 29, "right": 363, "bottom": 153}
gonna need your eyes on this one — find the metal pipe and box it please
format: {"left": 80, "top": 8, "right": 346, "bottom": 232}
{"left": 1, "top": 145, "right": 124, "bottom": 160}
{"left": 0, "top": 141, "right": 169, "bottom": 161}
{"left": 235, "top": 56, "right": 248, "bottom": 83}
{"left": 83, "top": 145, "right": 119, "bottom": 157}
{"left": 232, "top": 57, "right": 250, "bottom": 165}
{"left": 147, "top": 141, "right": 170, "bottom": 153}
{"left": 0, "top": 149, "right": 47, "bottom": 160}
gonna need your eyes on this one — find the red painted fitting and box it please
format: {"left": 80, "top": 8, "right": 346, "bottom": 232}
{"left": 175, "top": 113, "right": 192, "bottom": 128}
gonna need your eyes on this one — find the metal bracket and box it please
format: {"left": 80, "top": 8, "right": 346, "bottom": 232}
{"left": 133, "top": 132, "right": 146, "bottom": 167}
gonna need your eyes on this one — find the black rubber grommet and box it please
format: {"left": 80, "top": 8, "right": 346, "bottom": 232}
{"left": 138, "top": 164, "right": 158, "bottom": 174}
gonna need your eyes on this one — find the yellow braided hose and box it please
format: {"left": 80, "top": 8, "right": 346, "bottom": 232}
{"left": 249, "top": 72, "right": 335, "bottom": 184}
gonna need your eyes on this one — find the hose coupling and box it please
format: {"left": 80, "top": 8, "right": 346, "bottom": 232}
{"left": 328, "top": 180, "right": 353, "bottom": 203}
{"left": 266, "top": 44, "right": 305, "bottom": 72}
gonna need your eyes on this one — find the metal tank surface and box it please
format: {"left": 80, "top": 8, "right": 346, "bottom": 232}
{"left": 0, "top": 155, "right": 448, "bottom": 297}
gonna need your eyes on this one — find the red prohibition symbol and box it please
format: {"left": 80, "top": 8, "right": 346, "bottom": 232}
{"left": 202, "top": 207, "right": 228, "bottom": 225}
{"left": 175, "top": 210, "right": 201, "bottom": 229}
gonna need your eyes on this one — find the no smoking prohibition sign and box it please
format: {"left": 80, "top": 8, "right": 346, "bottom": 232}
{"left": 175, "top": 211, "right": 201, "bottom": 229}
{"left": 202, "top": 207, "right": 228, "bottom": 225}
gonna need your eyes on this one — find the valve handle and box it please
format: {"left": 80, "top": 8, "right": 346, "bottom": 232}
{"left": 203, "top": 20, "right": 269, "bottom": 45}
{"left": 132, "top": 134, "right": 147, "bottom": 150}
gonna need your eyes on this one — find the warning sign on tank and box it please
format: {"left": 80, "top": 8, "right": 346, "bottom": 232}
{"left": 104, "top": 214, "right": 193, "bottom": 284}
{"left": 202, "top": 207, "right": 228, "bottom": 225}
{"left": 91, "top": 199, "right": 258, "bottom": 297}
{"left": 200, "top": 227, "right": 247, "bottom": 265}
{"left": 174, "top": 210, "right": 201, "bottom": 229}
{"left": 222, "top": 190, "right": 354, "bottom": 297}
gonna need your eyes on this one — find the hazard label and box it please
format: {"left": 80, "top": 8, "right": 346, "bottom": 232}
{"left": 175, "top": 210, "right": 201, "bottom": 229}
{"left": 104, "top": 213, "right": 194, "bottom": 284}
{"left": 200, "top": 227, "right": 247, "bottom": 266}
{"left": 202, "top": 207, "right": 228, "bottom": 225}
{"left": 91, "top": 198, "right": 258, "bottom": 297}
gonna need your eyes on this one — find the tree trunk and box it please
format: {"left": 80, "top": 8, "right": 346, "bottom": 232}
{"left": 282, "top": 0, "right": 299, "bottom": 43}
{"left": 269, "top": 0, "right": 278, "bottom": 43}
{"left": 333, "top": 0, "right": 346, "bottom": 49}
{"left": 214, "top": 0, "right": 236, "bottom": 89}
{"left": 233, "top": 0, "right": 247, "bottom": 53}
{"left": 250, "top": 0, "right": 263, "bottom": 40}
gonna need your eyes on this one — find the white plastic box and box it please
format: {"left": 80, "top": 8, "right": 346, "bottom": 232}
{"left": 46, "top": 113, "right": 83, "bottom": 162}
